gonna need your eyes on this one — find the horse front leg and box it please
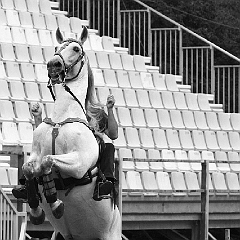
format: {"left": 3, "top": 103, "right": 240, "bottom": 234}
{"left": 22, "top": 162, "right": 45, "bottom": 225}
{"left": 41, "top": 156, "right": 64, "bottom": 219}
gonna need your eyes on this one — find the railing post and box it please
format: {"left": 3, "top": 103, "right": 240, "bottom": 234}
{"left": 86, "top": 0, "right": 91, "bottom": 22}
{"left": 210, "top": 46, "right": 215, "bottom": 97}
{"left": 117, "top": 0, "right": 121, "bottom": 42}
{"left": 179, "top": 27, "right": 183, "bottom": 77}
{"left": 147, "top": 9, "right": 152, "bottom": 60}
{"left": 200, "top": 160, "right": 209, "bottom": 240}
{"left": 225, "top": 229, "right": 230, "bottom": 240}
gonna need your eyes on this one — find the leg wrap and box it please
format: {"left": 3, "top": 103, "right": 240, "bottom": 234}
{"left": 26, "top": 179, "right": 39, "bottom": 209}
{"left": 42, "top": 172, "right": 57, "bottom": 203}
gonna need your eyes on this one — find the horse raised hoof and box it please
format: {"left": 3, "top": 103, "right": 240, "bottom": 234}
{"left": 51, "top": 199, "right": 64, "bottom": 219}
{"left": 29, "top": 207, "right": 45, "bottom": 225}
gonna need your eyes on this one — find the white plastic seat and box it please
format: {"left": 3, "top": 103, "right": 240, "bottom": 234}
{"left": 1, "top": 0, "right": 14, "bottom": 10}
{"left": 95, "top": 87, "right": 110, "bottom": 105}
{"left": 152, "top": 129, "right": 168, "bottom": 149}
{"left": 35, "top": 64, "right": 48, "bottom": 83}
{"left": 7, "top": 167, "right": 18, "bottom": 186}
{"left": 226, "top": 172, "right": 240, "bottom": 193}
{"left": 161, "top": 91, "right": 176, "bottom": 110}
{"left": 157, "top": 109, "right": 172, "bottom": 129}
{"left": 39, "top": 0, "right": 52, "bottom": 15}
{"left": 133, "top": 148, "right": 147, "bottom": 161}
{"left": 211, "top": 172, "right": 228, "bottom": 193}
{"left": 14, "top": 101, "right": 33, "bottom": 122}
{"left": 215, "top": 151, "right": 230, "bottom": 172}
{"left": 166, "top": 129, "right": 181, "bottom": 150}
{"left": 152, "top": 73, "right": 167, "bottom": 91}
{"left": 0, "top": 9, "right": 7, "bottom": 26}
{"left": 179, "top": 129, "right": 194, "bottom": 150}
{"left": 141, "top": 171, "right": 158, "bottom": 193}
{"left": 0, "top": 80, "right": 10, "bottom": 100}
{"left": 140, "top": 72, "right": 154, "bottom": 89}
{"left": 0, "top": 43, "right": 15, "bottom": 61}
{"left": 86, "top": 50, "right": 98, "bottom": 68}
{"left": 128, "top": 71, "right": 143, "bottom": 89}
{"left": 89, "top": 34, "right": 103, "bottom": 52}
{"left": 165, "top": 74, "right": 180, "bottom": 92}
{"left": 156, "top": 171, "right": 173, "bottom": 193}
{"left": 113, "top": 127, "right": 127, "bottom": 149}
{"left": 201, "top": 150, "right": 218, "bottom": 172}
{"left": 188, "top": 150, "right": 202, "bottom": 172}
{"left": 169, "top": 110, "right": 185, "bottom": 130}
{"left": 228, "top": 131, "right": 240, "bottom": 151}
{"left": 0, "top": 100, "right": 15, "bottom": 121}
{"left": 0, "top": 168, "right": 9, "bottom": 185}
{"left": 103, "top": 69, "right": 118, "bottom": 87}
{"left": 5, "top": 62, "right": 21, "bottom": 81}
{"left": 18, "top": 122, "right": 33, "bottom": 145}
{"left": 216, "top": 131, "right": 232, "bottom": 151}
{"left": 96, "top": 51, "right": 111, "bottom": 69}
{"left": 162, "top": 149, "right": 178, "bottom": 172}
{"left": 18, "top": 11, "right": 33, "bottom": 28}
{"left": 110, "top": 88, "right": 126, "bottom": 107}
{"left": 108, "top": 53, "right": 123, "bottom": 70}
{"left": 119, "top": 148, "right": 133, "bottom": 161}
{"left": 192, "top": 130, "right": 207, "bottom": 151}
{"left": 139, "top": 128, "right": 155, "bottom": 149}
{"left": 144, "top": 109, "right": 159, "bottom": 128}
{"left": 5, "top": 10, "right": 20, "bottom": 26}
{"left": 42, "top": 46, "right": 55, "bottom": 63}
{"left": 2, "top": 122, "right": 20, "bottom": 145}
{"left": 133, "top": 55, "right": 147, "bottom": 72}
{"left": 173, "top": 92, "right": 188, "bottom": 110}
{"left": 217, "top": 112, "right": 232, "bottom": 131}
{"left": 125, "top": 170, "right": 144, "bottom": 192}
{"left": 25, "top": 28, "right": 40, "bottom": 46}
{"left": 193, "top": 111, "right": 209, "bottom": 130}
{"left": 171, "top": 172, "right": 187, "bottom": 193}
{"left": 29, "top": 45, "right": 45, "bottom": 64}
{"left": 136, "top": 89, "right": 151, "bottom": 108}
{"left": 175, "top": 150, "right": 191, "bottom": 172}
{"left": 182, "top": 110, "right": 197, "bottom": 130}
{"left": 11, "top": 27, "right": 26, "bottom": 44}
{"left": 15, "top": 45, "right": 31, "bottom": 63}
{"left": 102, "top": 36, "right": 115, "bottom": 52}
{"left": 116, "top": 70, "right": 131, "bottom": 88}
{"left": 0, "top": 26, "right": 12, "bottom": 43}
{"left": 9, "top": 81, "right": 26, "bottom": 101}
{"left": 121, "top": 54, "right": 135, "bottom": 71}
{"left": 32, "top": 12, "right": 46, "bottom": 29}
{"left": 125, "top": 127, "right": 141, "bottom": 149}
{"left": 123, "top": 89, "right": 139, "bottom": 108}
{"left": 26, "top": 0, "right": 39, "bottom": 12}
{"left": 228, "top": 152, "right": 240, "bottom": 172}
{"left": 206, "top": 112, "right": 221, "bottom": 131}
{"left": 131, "top": 108, "right": 146, "bottom": 128}
{"left": 148, "top": 149, "right": 163, "bottom": 171}
{"left": 204, "top": 130, "right": 220, "bottom": 151}
{"left": 117, "top": 107, "right": 132, "bottom": 127}
{"left": 185, "top": 171, "right": 200, "bottom": 192}
{"left": 149, "top": 90, "right": 163, "bottom": 109}
{"left": 38, "top": 30, "right": 53, "bottom": 46}
{"left": 20, "top": 63, "right": 36, "bottom": 82}
{"left": 24, "top": 82, "right": 41, "bottom": 102}
{"left": 197, "top": 94, "right": 212, "bottom": 111}
{"left": 55, "top": 15, "right": 70, "bottom": 33}
{"left": 230, "top": 113, "right": 240, "bottom": 131}
{"left": 185, "top": 93, "right": 200, "bottom": 111}
{"left": 45, "top": 14, "right": 58, "bottom": 31}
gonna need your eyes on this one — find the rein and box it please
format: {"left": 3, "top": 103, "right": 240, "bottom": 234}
{"left": 47, "top": 38, "right": 87, "bottom": 116}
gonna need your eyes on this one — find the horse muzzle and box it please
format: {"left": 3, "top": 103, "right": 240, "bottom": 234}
{"left": 47, "top": 56, "right": 65, "bottom": 85}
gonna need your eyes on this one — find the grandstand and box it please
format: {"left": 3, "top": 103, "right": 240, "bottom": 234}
{"left": 0, "top": 0, "right": 240, "bottom": 239}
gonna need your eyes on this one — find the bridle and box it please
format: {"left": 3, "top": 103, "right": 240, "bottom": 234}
{"left": 47, "top": 38, "right": 87, "bottom": 115}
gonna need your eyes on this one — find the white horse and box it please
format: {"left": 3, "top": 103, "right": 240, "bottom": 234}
{"left": 22, "top": 26, "right": 121, "bottom": 240}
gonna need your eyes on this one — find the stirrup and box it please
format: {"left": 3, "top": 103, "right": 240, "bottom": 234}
{"left": 93, "top": 180, "right": 113, "bottom": 201}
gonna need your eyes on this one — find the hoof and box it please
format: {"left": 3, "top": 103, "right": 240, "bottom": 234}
{"left": 29, "top": 208, "right": 45, "bottom": 225}
{"left": 51, "top": 199, "right": 64, "bottom": 219}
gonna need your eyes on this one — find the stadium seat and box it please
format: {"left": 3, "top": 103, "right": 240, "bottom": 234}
{"left": 139, "top": 128, "right": 155, "bottom": 149}
{"left": 228, "top": 131, "right": 240, "bottom": 151}
{"left": 152, "top": 73, "right": 167, "bottom": 91}
{"left": 0, "top": 100, "right": 16, "bottom": 121}
{"left": 205, "top": 112, "right": 221, "bottom": 131}
{"left": 0, "top": 80, "right": 10, "bottom": 100}
{"left": 117, "top": 107, "right": 132, "bottom": 127}
{"left": 182, "top": 110, "right": 197, "bottom": 130}
{"left": 25, "top": 28, "right": 40, "bottom": 46}
{"left": 110, "top": 88, "right": 126, "bottom": 107}
{"left": 92, "top": 69, "right": 105, "bottom": 87}
{"left": 9, "top": 81, "right": 26, "bottom": 101}
{"left": 108, "top": 53, "right": 123, "bottom": 70}
{"left": 166, "top": 129, "right": 181, "bottom": 150}
{"left": 188, "top": 150, "right": 202, "bottom": 172}
{"left": 198, "top": 172, "right": 215, "bottom": 193}
{"left": 102, "top": 36, "right": 115, "bottom": 52}
{"left": 140, "top": 72, "right": 155, "bottom": 89}
{"left": 175, "top": 149, "right": 191, "bottom": 172}
{"left": 162, "top": 149, "right": 178, "bottom": 172}
{"left": 18, "top": 11, "right": 33, "bottom": 28}
{"left": 149, "top": 90, "right": 163, "bottom": 109}
{"left": 179, "top": 129, "right": 194, "bottom": 150}
{"left": 0, "top": 9, "right": 7, "bottom": 26}
{"left": 14, "top": 101, "right": 33, "bottom": 122}
{"left": 32, "top": 12, "right": 46, "bottom": 29}
{"left": 125, "top": 171, "right": 144, "bottom": 195}
{"left": 0, "top": 168, "right": 9, "bottom": 185}
{"left": 161, "top": 91, "right": 176, "bottom": 110}
{"left": 136, "top": 89, "right": 151, "bottom": 108}
{"left": 7, "top": 167, "right": 18, "bottom": 186}
{"left": 148, "top": 149, "right": 163, "bottom": 171}
{"left": 11, "top": 27, "right": 26, "bottom": 44}
{"left": 144, "top": 109, "right": 159, "bottom": 128}
{"left": 34, "top": 64, "right": 48, "bottom": 83}
{"left": 39, "top": 82, "right": 54, "bottom": 103}
{"left": 1, "top": 121, "right": 20, "bottom": 145}
{"left": 121, "top": 172, "right": 128, "bottom": 192}
{"left": 39, "top": 0, "right": 52, "bottom": 15}
{"left": 197, "top": 94, "right": 212, "bottom": 111}
{"left": 193, "top": 111, "right": 209, "bottom": 130}
{"left": 42, "top": 46, "right": 55, "bottom": 63}
{"left": 211, "top": 172, "right": 228, "bottom": 194}
{"left": 116, "top": 70, "right": 131, "bottom": 88}
{"left": 113, "top": 127, "right": 127, "bottom": 148}
{"left": 44, "top": 102, "right": 54, "bottom": 118}
{"left": 217, "top": 112, "right": 232, "bottom": 131}
{"left": 201, "top": 150, "right": 218, "bottom": 172}
{"left": 24, "top": 82, "right": 41, "bottom": 102}
{"left": 230, "top": 113, "right": 240, "bottom": 131}
{"left": 45, "top": 14, "right": 58, "bottom": 31}
{"left": 141, "top": 171, "right": 158, "bottom": 194}
{"left": 157, "top": 109, "right": 172, "bottom": 129}
{"left": 69, "top": 17, "right": 82, "bottom": 33}
{"left": 128, "top": 71, "right": 143, "bottom": 89}
{"left": 192, "top": 130, "right": 207, "bottom": 151}
{"left": 121, "top": 54, "right": 135, "bottom": 71}
{"left": 119, "top": 147, "right": 133, "bottom": 161}
{"left": 225, "top": 172, "right": 240, "bottom": 193}
{"left": 152, "top": 128, "right": 168, "bottom": 149}
{"left": 14, "top": 0, "right": 27, "bottom": 11}
{"left": 38, "top": 29, "right": 53, "bottom": 46}
{"left": 156, "top": 171, "right": 173, "bottom": 194}
{"left": 173, "top": 92, "right": 188, "bottom": 110}
{"left": 133, "top": 148, "right": 147, "bottom": 161}
{"left": 0, "top": 26, "right": 12, "bottom": 43}
{"left": 20, "top": 63, "right": 36, "bottom": 82}
{"left": 169, "top": 110, "right": 185, "bottom": 130}
{"left": 216, "top": 131, "right": 232, "bottom": 151}
{"left": 29, "top": 45, "right": 45, "bottom": 64}
{"left": 89, "top": 34, "right": 103, "bottom": 52}
{"left": 171, "top": 171, "right": 187, "bottom": 194}
{"left": 95, "top": 87, "right": 110, "bottom": 105}
{"left": 123, "top": 89, "right": 139, "bottom": 108}
{"left": 125, "top": 127, "right": 141, "bottom": 149}
{"left": 5, "top": 62, "right": 21, "bottom": 81}
{"left": 227, "top": 152, "right": 240, "bottom": 172}
{"left": 5, "top": 10, "right": 20, "bottom": 26}
{"left": 165, "top": 74, "right": 179, "bottom": 92}
{"left": 15, "top": 44, "right": 31, "bottom": 63}
{"left": 215, "top": 151, "right": 230, "bottom": 172}
{"left": 0, "top": 43, "right": 15, "bottom": 61}
{"left": 185, "top": 171, "right": 200, "bottom": 193}
{"left": 96, "top": 51, "right": 111, "bottom": 69}
{"left": 26, "top": 0, "right": 39, "bottom": 12}
{"left": 55, "top": 15, "right": 71, "bottom": 33}
{"left": 18, "top": 122, "right": 33, "bottom": 145}
{"left": 103, "top": 69, "right": 118, "bottom": 87}
{"left": 133, "top": 55, "right": 147, "bottom": 72}
{"left": 204, "top": 130, "right": 220, "bottom": 151}
{"left": 131, "top": 108, "right": 146, "bottom": 128}
{"left": 1, "top": 0, "right": 14, "bottom": 9}
{"left": 86, "top": 50, "right": 98, "bottom": 68}
{"left": 185, "top": 93, "right": 200, "bottom": 111}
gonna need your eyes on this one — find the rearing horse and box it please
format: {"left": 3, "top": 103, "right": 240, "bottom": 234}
{"left": 22, "top": 27, "right": 121, "bottom": 240}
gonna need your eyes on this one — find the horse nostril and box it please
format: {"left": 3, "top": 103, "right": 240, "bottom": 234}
{"left": 54, "top": 61, "right": 62, "bottom": 68}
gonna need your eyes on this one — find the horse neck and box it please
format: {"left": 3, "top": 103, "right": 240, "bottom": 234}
{"left": 51, "top": 65, "right": 88, "bottom": 123}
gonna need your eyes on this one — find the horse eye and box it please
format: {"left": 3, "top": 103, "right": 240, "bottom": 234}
{"left": 73, "top": 46, "right": 80, "bottom": 52}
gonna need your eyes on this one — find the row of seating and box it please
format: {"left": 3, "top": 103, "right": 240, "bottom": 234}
{"left": 0, "top": 0, "right": 52, "bottom": 14}
{"left": 119, "top": 148, "right": 240, "bottom": 173}
{"left": 122, "top": 170, "right": 240, "bottom": 195}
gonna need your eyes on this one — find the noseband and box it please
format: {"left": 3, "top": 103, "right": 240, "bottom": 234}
{"left": 47, "top": 38, "right": 87, "bottom": 116}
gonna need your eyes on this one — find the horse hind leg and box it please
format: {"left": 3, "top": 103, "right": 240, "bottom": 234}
{"left": 41, "top": 156, "right": 64, "bottom": 219}
{"left": 22, "top": 163, "right": 45, "bottom": 225}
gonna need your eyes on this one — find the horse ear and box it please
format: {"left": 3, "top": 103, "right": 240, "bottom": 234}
{"left": 79, "top": 26, "right": 88, "bottom": 44}
{"left": 56, "top": 27, "right": 64, "bottom": 44}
